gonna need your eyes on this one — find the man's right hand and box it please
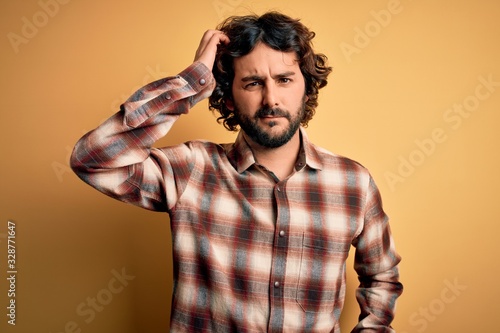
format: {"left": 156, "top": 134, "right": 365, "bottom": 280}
{"left": 194, "top": 30, "right": 230, "bottom": 71}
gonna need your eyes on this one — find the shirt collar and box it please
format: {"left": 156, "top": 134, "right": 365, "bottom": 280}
{"left": 225, "top": 127, "right": 324, "bottom": 174}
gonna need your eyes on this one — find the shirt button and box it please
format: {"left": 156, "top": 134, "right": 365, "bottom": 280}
{"left": 277, "top": 187, "right": 281, "bottom": 192}
{"left": 274, "top": 281, "right": 280, "bottom": 288}
{"left": 199, "top": 78, "right": 206, "bottom": 85}
{"left": 279, "top": 230, "right": 285, "bottom": 237}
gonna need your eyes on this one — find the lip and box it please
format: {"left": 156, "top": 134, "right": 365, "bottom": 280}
{"left": 260, "top": 115, "right": 283, "bottom": 119}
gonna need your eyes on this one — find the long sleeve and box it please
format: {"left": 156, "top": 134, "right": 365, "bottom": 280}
{"left": 351, "top": 176, "right": 403, "bottom": 332}
{"left": 70, "top": 62, "right": 215, "bottom": 212}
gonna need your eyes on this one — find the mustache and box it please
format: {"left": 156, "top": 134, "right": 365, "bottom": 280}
{"left": 255, "top": 106, "right": 290, "bottom": 119}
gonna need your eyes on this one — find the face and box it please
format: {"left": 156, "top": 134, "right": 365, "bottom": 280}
{"left": 228, "top": 43, "right": 307, "bottom": 148}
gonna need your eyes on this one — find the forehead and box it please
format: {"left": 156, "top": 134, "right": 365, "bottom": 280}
{"left": 232, "top": 43, "right": 299, "bottom": 77}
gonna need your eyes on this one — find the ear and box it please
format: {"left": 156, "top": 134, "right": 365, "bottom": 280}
{"left": 225, "top": 98, "right": 235, "bottom": 111}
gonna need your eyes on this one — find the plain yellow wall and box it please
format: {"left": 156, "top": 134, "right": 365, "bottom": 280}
{"left": 1, "top": 0, "right": 499, "bottom": 332}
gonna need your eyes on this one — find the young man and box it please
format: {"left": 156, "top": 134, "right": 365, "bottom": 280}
{"left": 71, "top": 12, "right": 402, "bottom": 332}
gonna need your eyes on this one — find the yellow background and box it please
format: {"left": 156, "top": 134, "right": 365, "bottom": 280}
{"left": 1, "top": 0, "right": 499, "bottom": 332}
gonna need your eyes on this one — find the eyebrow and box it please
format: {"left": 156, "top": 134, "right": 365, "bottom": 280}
{"left": 240, "top": 71, "right": 296, "bottom": 82}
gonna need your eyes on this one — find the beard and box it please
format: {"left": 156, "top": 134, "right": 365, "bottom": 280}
{"left": 234, "top": 100, "right": 306, "bottom": 148}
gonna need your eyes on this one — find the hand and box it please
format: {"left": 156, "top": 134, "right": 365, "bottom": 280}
{"left": 194, "top": 30, "right": 229, "bottom": 71}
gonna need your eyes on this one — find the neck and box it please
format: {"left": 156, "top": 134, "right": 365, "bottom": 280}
{"left": 244, "top": 130, "right": 301, "bottom": 180}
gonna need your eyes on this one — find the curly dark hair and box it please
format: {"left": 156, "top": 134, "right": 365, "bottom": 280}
{"left": 209, "top": 11, "right": 333, "bottom": 131}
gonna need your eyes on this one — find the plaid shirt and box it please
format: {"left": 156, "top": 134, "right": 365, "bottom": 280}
{"left": 71, "top": 62, "right": 402, "bottom": 332}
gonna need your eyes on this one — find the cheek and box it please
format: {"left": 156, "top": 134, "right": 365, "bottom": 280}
{"left": 293, "top": 79, "right": 307, "bottom": 102}
{"left": 290, "top": 88, "right": 307, "bottom": 107}
{"left": 234, "top": 91, "right": 260, "bottom": 110}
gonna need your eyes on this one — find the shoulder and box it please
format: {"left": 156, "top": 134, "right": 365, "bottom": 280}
{"left": 312, "top": 144, "right": 370, "bottom": 175}
{"left": 308, "top": 143, "right": 377, "bottom": 195}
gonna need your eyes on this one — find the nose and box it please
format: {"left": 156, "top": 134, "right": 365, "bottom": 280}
{"left": 262, "top": 84, "right": 278, "bottom": 107}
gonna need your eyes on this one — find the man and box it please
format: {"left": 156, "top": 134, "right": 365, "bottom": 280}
{"left": 71, "top": 11, "right": 402, "bottom": 332}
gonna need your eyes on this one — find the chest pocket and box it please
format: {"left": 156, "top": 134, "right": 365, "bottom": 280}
{"left": 296, "top": 234, "right": 351, "bottom": 313}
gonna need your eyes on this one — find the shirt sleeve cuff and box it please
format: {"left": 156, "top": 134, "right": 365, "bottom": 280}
{"left": 179, "top": 61, "right": 216, "bottom": 106}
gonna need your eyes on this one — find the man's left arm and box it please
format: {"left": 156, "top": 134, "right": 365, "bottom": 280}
{"left": 351, "top": 176, "right": 403, "bottom": 332}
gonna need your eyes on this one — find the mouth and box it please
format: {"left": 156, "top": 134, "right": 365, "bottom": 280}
{"left": 258, "top": 116, "right": 283, "bottom": 128}
{"left": 258, "top": 115, "right": 285, "bottom": 125}
{"left": 260, "top": 115, "right": 283, "bottom": 119}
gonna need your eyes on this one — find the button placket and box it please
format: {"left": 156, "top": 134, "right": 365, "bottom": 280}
{"left": 268, "top": 180, "right": 288, "bottom": 327}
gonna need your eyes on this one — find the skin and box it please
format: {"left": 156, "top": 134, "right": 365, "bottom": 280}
{"left": 194, "top": 31, "right": 307, "bottom": 179}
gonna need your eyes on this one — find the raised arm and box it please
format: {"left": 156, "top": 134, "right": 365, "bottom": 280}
{"left": 70, "top": 31, "right": 229, "bottom": 211}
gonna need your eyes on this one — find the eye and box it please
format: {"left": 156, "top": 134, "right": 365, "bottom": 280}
{"left": 278, "top": 78, "right": 291, "bottom": 84}
{"left": 244, "top": 81, "right": 262, "bottom": 89}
